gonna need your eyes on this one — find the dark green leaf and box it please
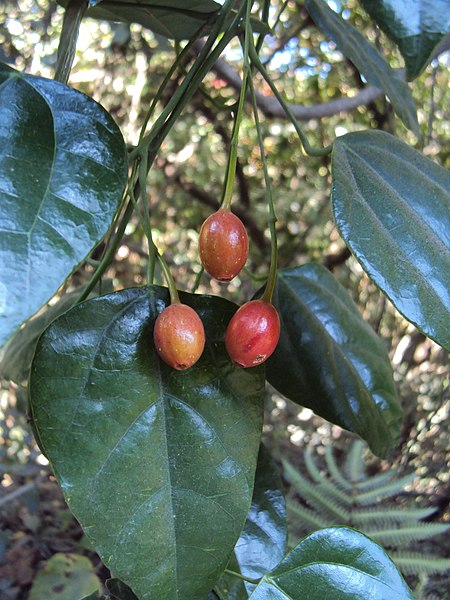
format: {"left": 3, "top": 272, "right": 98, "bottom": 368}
{"left": 0, "top": 63, "right": 127, "bottom": 348}
{"left": 29, "top": 286, "right": 264, "bottom": 600}
{"left": 28, "top": 553, "right": 102, "bottom": 600}
{"left": 359, "top": 0, "right": 450, "bottom": 79}
{"left": 304, "top": 0, "right": 419, "bottom": 135}
{"left": 248, "top": 527, "right": 414, "bottom": 599}
{"left": 332, "top": 130, "right": 450, "bottom": 351}
{"left": 106, "top": 578, "right": 139, "bottom": 600}
{"left": 57, "top": 0, "right": 269, "bottom": 40}
{"left": 216, "top": 444, "right": 287, "bottom": 599}
{"left": 265, "top": 264, "right": 402, "bottom": 458}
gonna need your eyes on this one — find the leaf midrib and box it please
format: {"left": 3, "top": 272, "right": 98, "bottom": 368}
{"left": 339, "top": 143, "right": 450, "bottom": 306}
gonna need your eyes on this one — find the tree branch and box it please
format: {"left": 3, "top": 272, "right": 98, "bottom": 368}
{"left": 194, "top": 41, "right": 384, "bottom": 121}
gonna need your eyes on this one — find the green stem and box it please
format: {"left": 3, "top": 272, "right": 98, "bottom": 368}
{"left": 255, "top": 0, "right": 271, "bottom": 53}
{"left": 221, "top": 0, "right": 253, "bottom": 210}
{"left": 151, "top": 27, "right": 240, "bottom": 160}
{"left": 54, "top": 0, "right": 87, "bottom": 84}
{"left": 157, "top": 252, "right": 180, "bottom": 304}
{"left": 191, "top": 267, "right": 204, "bottom": 293}
{"left": 248, "top": 61, "right": 278, "bottom": 303}
{"left": 138, "top": 34, "right": 204, "bottom": 144}
{"left": 272, "top": 0, "right": 290, "bottom": 32}
{"left": 129, "top": 0, "right": 238, "bottom": 162}
{"left": 249, "top": 43, "right": 332, "bottom": 157}
{"left": 138, "top": 155, "right": 158, "bottom": 283}
{"left": 77, "top": 197, "right": 135, "bottom": 303}
{"left": 224, "top": 569, "right": 261, "bottom": 585}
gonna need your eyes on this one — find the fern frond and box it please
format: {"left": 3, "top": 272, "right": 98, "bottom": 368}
{"left": 353, "top": 468, "right": 400, "bottom": 491}
{"left": 287, "top": 498, "right": 333, "bottom": 530}
{"left": 303, "top": 448, "right": 322, "bottom": 482}
{"left": 354, "top": 473, "right": 416, "bottom": 505}
{"left": 367, "top": 523, "right": 450, "bottom": 546}
{"left": 352, "top": 507, "right": 437, "bottom": 526}
{"left": 344, "top": 439, "right": 366, "bottom": 482}
{"left": 324, "top": 444, "right": 353, "bottom": 492}
{"left": 389, "top": 551, "right": 450, "bottom": 576}
{"left": 282, "top": 459, "right": 350, "bottom": 521}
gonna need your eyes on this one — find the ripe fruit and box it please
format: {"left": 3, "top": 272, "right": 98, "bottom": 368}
{"left": 225, "top": 299, "right": 280, "bottom": 368}
{"left": 153, "top": 303, "right": 205, "bottom": 370}
{"left": 199, "top": 209, "right": 249, "bottom": 281}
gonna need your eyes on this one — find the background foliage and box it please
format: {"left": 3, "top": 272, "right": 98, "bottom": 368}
{"left": 0, "top": 1, "right": 449, "bottom": 599}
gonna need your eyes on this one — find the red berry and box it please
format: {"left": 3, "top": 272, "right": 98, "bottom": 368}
{"left": 153, "top": 303, "right": 205, "bottom": 370}
{"left": 225, "top": 300, "right": 280, "bottom": 368}
{"left": 199, "top": 209, "right": 249, "bottom": 281}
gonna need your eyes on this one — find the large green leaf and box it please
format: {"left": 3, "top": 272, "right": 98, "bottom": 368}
{"left": 304, "top": 0, "right": 419, "bottom": 136}
{"left": 29, "top": 286, "right": 265, "bottom": 600}
{"left": 248, "top": 527, "right": 414, "bottom": 599}
{"left": 360, "top": 0, "right": 450, "bottom": 79}
{"left": 332, "top": 130, "right": 450, "bottom": 351}
{"left": 215, "top": 444, "right": 287, "bottom": 599}
{"left": 264, "top": 264, "right": 402, "bottom": 459}
{"left": 58, "top": 0, "right": 268, "bottom": 40}
{"left": 0, "top": 63, "right": 127, "bottom": 348}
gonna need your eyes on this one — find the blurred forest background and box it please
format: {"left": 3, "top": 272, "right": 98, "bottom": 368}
{"left": 0, "top": 1, "right": 449, "bottom": 598}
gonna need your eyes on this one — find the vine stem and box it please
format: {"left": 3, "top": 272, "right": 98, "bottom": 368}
{"left": 221, "top": 0, "right": 253, "bottom": 210}
{"left": 129, "top": 0, "right": 239, "bottom": 162}
{"left": 77, "top": 197, "right": 134, "bottom": 303}
{"left": 138, "top": 32, "right": 207, "bottom": 144}
{"left": 248, "top": 43, "right": 332, "bottom": 158}
{"left": 224, "top": 568, "right": 261, "bottom": 585}
{"left": 157, "top": 252, "right": 180, "bottom": 304}
{"left": 248, "top": 56, "right": 278, "bottom": 303}
{"left": 54, "top": 0, "right": 87, "bottom": 84}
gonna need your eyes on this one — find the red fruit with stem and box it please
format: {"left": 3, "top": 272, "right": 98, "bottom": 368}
{"left": 199, "top": 209, "right": 249, "bottom": 281}
{"left": 154, "top": 303, "right": 205, "bottom": 370}
{"left": 225, "top": 299, "right": 280, "bottom": 368}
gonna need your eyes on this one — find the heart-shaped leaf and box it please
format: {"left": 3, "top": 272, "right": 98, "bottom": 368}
{"left": 215, "top": 444, "right": 287, "bottom": 599}
{"left": 57, "top": 0, "right": 269, "bottom": 40}
{"left": 264, "top": 264, "right": 402, "bottom": 459}
{"left": 29, "top": 286, "right": 265, "bottom": 600}
{"left": 359, "top": 0, "right": 450, "bottom": 79}
{"left": 332, "top": 130, "right": 450, "bottom": 351}
{"left": 304, "top": 0, "right": 419, "bottom": 136}
{"left": 248, "top": 527, "right": 414, "bottom": 599}
{"left": 0, "top": 63, "right": 127, "bottom": 348}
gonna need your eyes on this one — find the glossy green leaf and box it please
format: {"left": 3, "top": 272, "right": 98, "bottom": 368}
{"left": 29, "top": 286, "right": 265, "bottom": 600}
{"left": 265, "top": 264, "right": 402, "bottom": 458}
{"left": 58, "top": 0, "right": 268, "bottom": 40}
{"left": 332, "top": 130, "right": 450, "bottom": 351}
{"left": 360, "top": 0, "right": 450, "bottom": 79}
{"left": 28, "top": 553, "right": 102, "bottom": 600}
{"left": 304, "top": 0, "right": 419, "bottom": 135}
{"left": 0, "top": 63, "right": 127, "bottom": 348}
{"left": 216, "top": 445, "right": 287, "bottom": 599}
{"left": 248, "top": 527, "right": 414, "bottom": 599}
